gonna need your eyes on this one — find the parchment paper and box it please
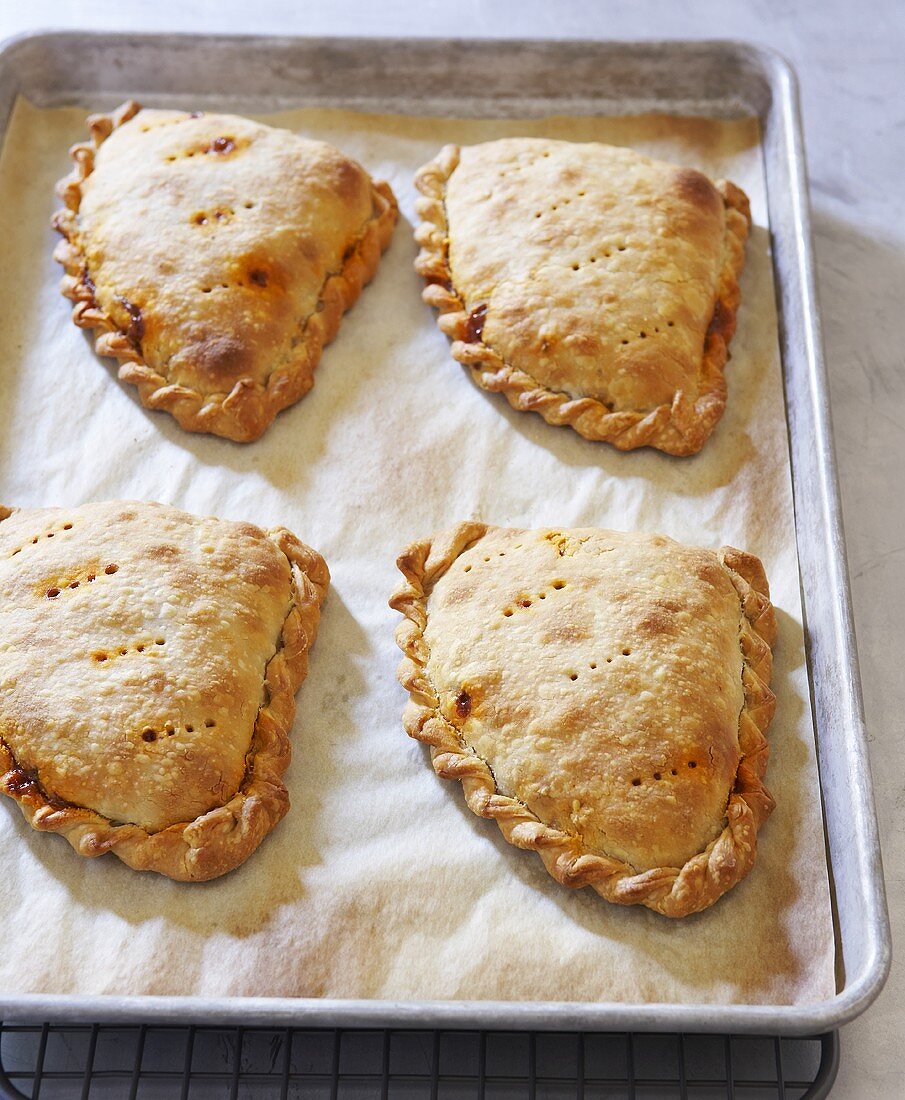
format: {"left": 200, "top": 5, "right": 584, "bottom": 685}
{"left": 0, "top": 97, "right": 835, "bottom": 1005}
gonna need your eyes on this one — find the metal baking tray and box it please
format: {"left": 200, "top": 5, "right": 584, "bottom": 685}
{"left": 0, "top": 31, "right": 890, "bottom": 1036}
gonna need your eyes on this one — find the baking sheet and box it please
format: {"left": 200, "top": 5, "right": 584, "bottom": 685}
{"left": 0, "top": 97, "right": 835, "bottom": 1006}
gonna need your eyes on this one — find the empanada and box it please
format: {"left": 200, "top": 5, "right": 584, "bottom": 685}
{"left": 414, "top": 139, "right": 750, "bottom": 455}
{"left": 53, "top": 102, "right": 397, "bottom": 441}
{"left": 391, "top": 524, "right": 775, "bottom": 916}
{"left": 0, "top": 500, "right": 328, "bottom": 880}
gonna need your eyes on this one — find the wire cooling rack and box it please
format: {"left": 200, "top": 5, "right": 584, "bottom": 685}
{"left": 0, "top": 1025, "right": 838, "bottom": 1099}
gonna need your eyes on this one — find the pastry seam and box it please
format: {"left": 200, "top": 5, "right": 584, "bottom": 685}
{"left": 414, "top": 144, "right": 751, "bottom": 457}
{"left": 52, "top": 101, "right": 398, "bottom": 443}
{"left": 0, "top": 515, "right": 330, "bottom": 881}
{"left": 390, "top": 522, "right": 777, "bottom": 918}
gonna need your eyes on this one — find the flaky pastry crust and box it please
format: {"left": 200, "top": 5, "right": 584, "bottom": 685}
{"left": 0, "top": 501, "right": 329, "bottom": 881}
{"left": 52, "top": 102, "right": 398, "bottom": 442}
{"left": 390, "top": 523, "right": 776, "bottom": 917}
{"left": 414, "top": 140, "right": 751, "bottom": 456}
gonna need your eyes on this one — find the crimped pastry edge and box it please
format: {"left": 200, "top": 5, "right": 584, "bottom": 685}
{"left": 0, "top": 505, "right": 330, "bottom": 881}
{"left": 389, "top": 522, "right": 777, "bottom": 918}
{"left": 413, "top": 143, "right": 751, "bottom": 457}
{"left": 52, "top": 101, "right": 399, "bottom": 443}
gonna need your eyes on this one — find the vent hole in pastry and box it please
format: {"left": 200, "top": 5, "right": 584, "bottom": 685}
{"left": 142, "top": 729, "right": 157, "bottom": 743}
{"left": 156, "top": 638, "right": 165, "bottom": 646}
{"left": 618, "top": 245, "right": 627, "bottom": 252}
{"left": 639, "top": 332, "right": 647, "bottom": 339}
{"left": 209, "top": 136, "right": 236, "bottom": 155}
{"left": 571, "top": 263, "right": 580, "bottom": 271}
{"left": 87, "top": 574, "right": 96, "bottom": 583}
{"left": 653, "top": 772, "right": 662, "bottom": 781}
{"left": 202, "top": 287, "right": 212, "bottom": 294}
{"left": 578, "top": 190, "right": 586, "bottom": 197}
{"left": 93, "top": 652, "right": 107, "bottom": 662}
{"left": 621, "top": 339, "right": 629, "bottom": 345}
{"left": 534, "top": 212, "right": 542, "bottom": 218}
{"left": 47, "top": 532, "right": 54, "bottom": 538}
{"left": 186, "top": 724, "right": 194, "bottom": 733}
{"left": 11, "top": 548, "right": 20, "bottom": 555}
{"left": 244, "top": 201, "right": 254, "bottom": 209}
{"left": 589, "top": 662, "right": 597, "bottom": 669}
{"left": 63, "top": 523, "right": 73, "bottom": 530}
{"left": 520, "top": 599, "right": 532, "bottom": 608}
{"left": 105, "top": 564, "right": 119, "bottom": 575}
{"left": 205, "top": 719, "right": 216, "bottom": 728}
{"left": 631, "top": 778, "right": 641, "bottom": 786}
{"left": 483, "top": 556, "right": 491, "bottom": 562}
{"left": 551, "top": 581, "right": 566, "bottom": 590}
{"left": 46, "top": 588, "right": 60, "bottom": 599}
{"left": 668, "top": 320, "right": 675, "bottom": 327}
{"left": 569, "top": 673, "right": 578, "bottom": 682}
{"left": 606, "top": 657, "right": 613, "bottom": 663}
{"left": 136, "top": 644, "right": 145, "bottom": 653}
{"left": 68, "top": 581, "right": 79, "bottom": 589}
{"left": 165, "top": 724, "right": 175, "bottom": 736}
{"left": 31, "top": 537, "right": 38, "bottom": 544}
{"left": 503, "top": 608, "right": 514, "bottom": 617}
{"left": 119, "top": 648, "right": 127, "bottom": 656}
{"left": 463, "top": 564, "right": 472, "bottom": 573}
{"left": 688, "top": 761, "right": 697, "bottom": 769}
{"left": 192, "top": 213, "right": 209, "bottom": 226}
{"left": 590, "top": 257, "right": 597, "bottom": 264}
{"left": 671, "top": 769, "right": 678, "bottom": 776}
{"left": 622, "top": 648, "right": 632, "bottom": 656}
{"left": 538, "top": 592, "right": 546, "bottom": 599}
{"left": 249, "top": 269, "right": 269, "bottom": 288}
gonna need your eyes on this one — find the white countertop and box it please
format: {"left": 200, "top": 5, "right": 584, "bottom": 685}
{"left": 2, "top": 1, "right": 903, "bottom": 1094}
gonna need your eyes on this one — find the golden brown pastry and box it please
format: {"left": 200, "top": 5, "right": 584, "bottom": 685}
{"left": 53, "top": 102, "right": 398, "bottom": 442}
{"left": 391, "top": 524, "right": 776, "bottom": 916}
{"left": 0, "top": 500, "right": 329, "bottom": 880}
{"left": 414, "top": 139, "right": 750, "bottom": 455}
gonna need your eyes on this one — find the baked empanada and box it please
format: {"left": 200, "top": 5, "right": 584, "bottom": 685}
{"left": 53, "top": 102, "right": 398, "bottom": 442}
{"left": 391, "top": 524, "right": 775, "bottom": 916}
{"left": 0, "top": 500, "right": 328, "bottom": 880}
{"left": 414, "top": 139, "right": 750, "bottom": 455}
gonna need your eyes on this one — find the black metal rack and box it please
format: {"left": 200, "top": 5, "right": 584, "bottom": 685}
{"left": 0, "top": 1025, "right": 838, "bottom": 1098}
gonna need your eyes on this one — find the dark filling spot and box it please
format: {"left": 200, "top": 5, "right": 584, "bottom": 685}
{"left": 82, "top": 270, "right": 98, "bottom": 306}
{"left": 707, "top": 299, "right": 730, "bottom": 339}
{"left": 4, "top": 763, "right": 69, "bottom": 809}
{"left": 455, "top": 690, "right": 472, "bottom": 719}
{"left": 209, "top": 136, "right": 236, "bottom": 155}
{"left": 118, "top": 297, "right": 145, "bottom": 347}
{"left": 465, "top": 303, "right": 488, "bottom": 342}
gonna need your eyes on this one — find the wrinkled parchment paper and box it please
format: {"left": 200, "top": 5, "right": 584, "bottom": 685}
{"left": 0, "top": 98, "right": 835, "bottom": 1006}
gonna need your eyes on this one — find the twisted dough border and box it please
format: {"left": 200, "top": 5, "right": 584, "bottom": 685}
{"left": 390, "top": 522, "right": 776, "bottom": 917}
{"left": 414, "top": 145, "right": 751, "bottom": 456}
{"left": 52, "top": 101, "right": 398, "bottom": 443}
{"left": 0, "top": 507, "right": 330, "bottom": 881}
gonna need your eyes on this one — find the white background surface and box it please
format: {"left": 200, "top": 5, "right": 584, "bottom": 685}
{"left": 1, "top": 1, "right": 902, "bottom": 1095}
